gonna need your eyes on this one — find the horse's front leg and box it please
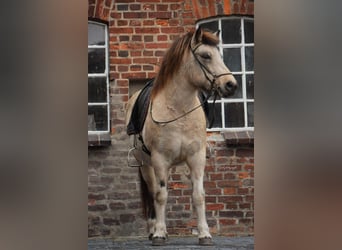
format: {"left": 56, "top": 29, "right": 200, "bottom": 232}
{"left": 187, "top": 150, "right": 213, "bottom": 246}
{"left": 151, "top": 153, "right": 169, "bottom": 246}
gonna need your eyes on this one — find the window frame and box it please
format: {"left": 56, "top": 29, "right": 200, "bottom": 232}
{"left": 88, "top": 20, "right": 110, "bottom": 135}
{"left": 197, "top": 16, "right": 254, "bottom": 132}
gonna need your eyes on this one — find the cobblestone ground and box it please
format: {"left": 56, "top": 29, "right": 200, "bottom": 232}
{"left": 88, "top": 236, "right": 254, "bottom": 250}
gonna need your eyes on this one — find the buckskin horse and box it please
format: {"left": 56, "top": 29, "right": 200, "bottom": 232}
{"left": 125, "top": 28, "right": 237, "bottom": 246}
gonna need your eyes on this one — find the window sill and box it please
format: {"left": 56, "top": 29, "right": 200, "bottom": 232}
{"left": 222, "top": 130, "right": 254, "bottom": 146}
{"left": 88, "top": 132, "right": 111, "bottom": 147}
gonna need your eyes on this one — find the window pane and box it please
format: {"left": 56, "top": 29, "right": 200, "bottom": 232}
{"left": 246, "top": 74, "right": 254, "bottom": 99}
{"left": 199, "top": 21, "right": 218, "bottom": 32}
{"left": 88, "top": 23, "right": 105, "bottom": 46}
{"left": 244, "top": 19, "right": 254, "bottom": 43}
{"left": 222, "top": 19, "right": 241, "bottom": 44}
{"left": 208, "top": 102, "right": 222, "bottom": 128}
{"left": 223, "top": 48, "right": 241, "bottom": 72}
{"left": 247, "top": 102, "right": 254, "bottom": 127}
{"left": 245, "top": 46, "right": 254, "bottom": 71}
{"left": 88, "top": 48, "right": 106, "bottom": 73}
{"left": 224, "top": 103, "right": 244, "bottom": 127}
{"left": 88, "top": 105, "right": 108, "bottom": 131}
{"left": 88, "top": 77, "right": 107, "bottom": 102}
{"left": 229, "top": 74, "right": 242, "bottom": 99}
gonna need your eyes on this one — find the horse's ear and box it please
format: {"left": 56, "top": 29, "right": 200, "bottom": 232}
{"left": 193, "top": 27, "right": 203, "bottom": 44}
{"left": 213, "top": 30, "right": 220, "bottom": 38}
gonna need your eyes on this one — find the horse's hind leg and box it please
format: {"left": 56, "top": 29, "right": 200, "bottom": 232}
{"left": 187, "top": 150, "right": 213, "bottom": 245}
{"left": 139, "top": 165, "right": 157, "bottom": 239}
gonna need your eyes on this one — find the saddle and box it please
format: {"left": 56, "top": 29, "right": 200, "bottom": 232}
{"left": 126, "top": 79, "right": 212, "bottom": 136}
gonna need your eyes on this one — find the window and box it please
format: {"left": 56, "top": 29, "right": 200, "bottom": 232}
{"left": 197, "top": 16, "right": 254, "bottom": 131}
{"left": 88, "top": 21, "right": 110, "bottom": 135}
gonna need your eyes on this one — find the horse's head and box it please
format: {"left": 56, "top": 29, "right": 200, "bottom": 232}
{"left": 189, "top": 28, "right": 237, "bottom": 97}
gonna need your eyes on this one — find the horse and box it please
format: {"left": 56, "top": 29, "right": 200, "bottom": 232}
{"left": 125, "top": 28, "right": 237, "bottom": 246}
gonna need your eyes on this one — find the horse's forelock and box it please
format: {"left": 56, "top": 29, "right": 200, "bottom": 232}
{"left": 201, "top": 30, "right": 220, "bottom": 46}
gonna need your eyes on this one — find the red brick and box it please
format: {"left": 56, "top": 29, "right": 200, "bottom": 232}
{"left": 170, "top": 3, "right": 181, "bottom": 10}
{"left": 239, "top": 203, "right": 251, "bottom": 209}
{"left": 129, "top": 20, "right": 141, "bottom": 26}
{"left": 204, "top": 181, "right": 216, "bottom": 189}
{"left": 217, "top": 180, "right": 240, "bottom": 188}
{"left": 177, "top": 196, "right": 190, "bottom": 203}
{"left": 169, "top": 182, "right": 189, "bottom": 189}
{"left": 133, "top": 58, "right": 158, "bottom": 64}
{"left": 145, "top": 43, "right": 169, "bottom": 49}
{"left": 131, "top": 51, "right": 142, "bottom": 57}
{"left": 130, "top": 4, "right": 141, "bottom": 10}
{"left": 144, "top": 35, "right": 154, "bottom": 42}
{"left": 206, "top": 203, "right": 224, "bottom": 211}
{"left": 142, "top": 4, "right": 155, "bottom": 11}
{"left": 121, "top": 72, "right": 147, "bottom": 79}
{"left": 123, "top": 12, "right": 147, "bottom": 18}
{"left": 135, "top": 27, "right": 160, "bottom": 33}
{"left": 143, "top": 20, "right": 155, "bottom": 26}
{"left": 109, "top": 27, "right": 133, "bottom": 34}
{"left": 210, "top": 173, "right": 223, "bottom": 180}
{"left": 143, "top": 50, "right": 153, "bottom": 56}
{"left": 205, "top": 196, "right": 216, "bottom": 203}
{"left": 239, "top": 172, "right": 249, "bottom": 179}
{"left": 219, "top": 218, "right": 237, "bottom": 225}
{"left": 117, "top": 20, "right": 128, "bottom": 26}
{"left": 224, "top": 173, "right": 236, "bottom": 179}
{"left": 143, "top": 65, "right": 154, "bottom": 71}
{"left": 110, "top": 58, "right": 132, "bottom": 64}
{"left": 161, "top": 27, "right": 185, "bottom": 34}
{"left": 206, "top": 188, "right": 221, "bottom": 195}
{"left": 156, "top": 19, "right": 169, "bottom": 26}
{"left": 149, "top": 12, "right": 172, "bottom": 19}
{"left": 223, "top": 187, "right": 236, "bottom": 195}
{"left": 219, "top": 211, "right": 243, "bottom": 218}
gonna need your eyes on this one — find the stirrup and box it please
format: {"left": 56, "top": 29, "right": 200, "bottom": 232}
{"left": 127, "top": 147, "right": 142, "bottom": 167}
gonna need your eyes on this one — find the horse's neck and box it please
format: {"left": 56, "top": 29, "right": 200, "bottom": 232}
{"left": 158, "top": 76, "right": 198, "bottom": 111}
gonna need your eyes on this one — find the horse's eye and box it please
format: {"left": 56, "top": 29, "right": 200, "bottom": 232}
{"left": 200, "top": 53, "right": 211, "bottom": 60}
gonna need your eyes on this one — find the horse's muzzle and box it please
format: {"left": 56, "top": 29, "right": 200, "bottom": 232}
{"left": 223, "top": 80, "right": 237, "bottom": 97}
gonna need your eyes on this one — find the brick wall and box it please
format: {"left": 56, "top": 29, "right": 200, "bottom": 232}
{"left": 88, "top": 0, "right": 254, "bottom": 238}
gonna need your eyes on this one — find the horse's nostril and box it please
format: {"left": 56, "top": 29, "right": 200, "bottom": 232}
{"left": 226, "top": 81, "right": 237, "bottom": 92}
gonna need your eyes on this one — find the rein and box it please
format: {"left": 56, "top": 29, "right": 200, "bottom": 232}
{"left": 150, "top": 91, "right": 213, "bottom": 126}
{"left": 150, "top": 43, "right": 232, "bottom": 127}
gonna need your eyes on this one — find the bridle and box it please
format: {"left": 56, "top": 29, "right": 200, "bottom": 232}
{"left": 150, "top": 43, "right": 233, "bottom": 127}
{"left": 190, "top": 42, "right": 233, "bottom": 93}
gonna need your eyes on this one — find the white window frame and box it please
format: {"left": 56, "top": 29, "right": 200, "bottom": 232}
{"left": 197, "top": 16, "right": 254, "bottom": 132}
{"left": 88, "top": 21, "right": 110, "bottom": 134}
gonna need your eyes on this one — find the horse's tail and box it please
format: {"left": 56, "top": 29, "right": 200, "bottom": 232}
{"left": 139, "top": 168, "right": 155, "bottom": 220}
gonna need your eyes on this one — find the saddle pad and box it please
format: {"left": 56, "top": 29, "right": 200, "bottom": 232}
{"left": 127, "top": 79, "right": 154, "bottom": 135}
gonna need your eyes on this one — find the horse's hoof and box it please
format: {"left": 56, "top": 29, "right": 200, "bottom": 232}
{"left": 148, "top": 234, "right": 153, "bottom": 240}
{"left": 199, "top": 237, "right": 213, "bottom": 246}
{"left": 152, "top": 236, "right": 166, "bottom": 246}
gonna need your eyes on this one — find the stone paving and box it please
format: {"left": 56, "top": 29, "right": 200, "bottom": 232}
{"left": 88, "top": 236, "right": 254, "bottom": 250}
